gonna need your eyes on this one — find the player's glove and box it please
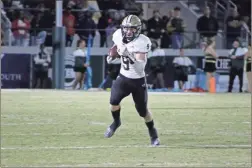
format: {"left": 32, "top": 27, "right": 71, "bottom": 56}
{"left": 106, "top": 55, "right": 120, "bottom": 64}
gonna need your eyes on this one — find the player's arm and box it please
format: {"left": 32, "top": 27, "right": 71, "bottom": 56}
{"left": 131, "top": 52, "right": 147, "bottom": 72}
{"left": 135, "top": 52, "right": 147, "bottom": 61}
{"left": 107, "top": 44, "right": 120, "bottom": 64}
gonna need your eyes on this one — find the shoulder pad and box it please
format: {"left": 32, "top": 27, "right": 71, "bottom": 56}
{"left": 112, "top": 29, "right": 122, "bottom": 45}
{"left": 132, "top": 35, "right": 152, "bottom": 53}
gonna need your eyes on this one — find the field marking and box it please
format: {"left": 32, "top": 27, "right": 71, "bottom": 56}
{"left": 152, "top": 106, "right": 251, "bottom": 110}
{"left": 2, "top": 130, "right": 250, "bottom": 137}
{"left": 1, "top": 121, "right": 107, "bottom": 126}
{"left": 1, "top": 122, "right": 61, "bottom": 126}
{"left": 7, "top": 162, "right": 248, "bottom": 167}
{"left": 1, "top": 144, "right": 251, "bottom": 151}
{"left": 5, "top": 162, "right": 247, "bottom": 167}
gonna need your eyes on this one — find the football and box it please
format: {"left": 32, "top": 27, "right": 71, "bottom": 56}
{"left": 109, "top": 45, "right": 119, "bottom": 57}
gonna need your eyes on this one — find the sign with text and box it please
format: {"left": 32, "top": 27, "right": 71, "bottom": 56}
{"left": 1, "top": 54, "right": 31, "bottom": 88}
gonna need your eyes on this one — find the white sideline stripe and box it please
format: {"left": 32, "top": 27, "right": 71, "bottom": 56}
{"left": 1, "top": 144, "right": 251, "bottom": 150}
{"left": 1, "top": 122, "right": 61, "bottom": 126}
{"left": 6, "top": 162, "right": 238, "bottom": 167}
{"left": 1, "top": 121, "right": 107, "bottom": 126}
{"left": 11, "top": 162, "right": 243, "bottom": 167}
{"left": 2, "top": 130, "right": 250, "bottom": 137}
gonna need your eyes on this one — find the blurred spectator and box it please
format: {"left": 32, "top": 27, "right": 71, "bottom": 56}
{"left": 196, "top": 6, "right": 219, "bottom": 43}
{"left": 240, "top": 16, "right": 251, "bottom": 46}
{"left": 30, "top": 9, "right": 47, "bottom": 46}
{"left": 147, "top": 10, "right": 164, "bottom": 45}
{"left": 30, "top": 11, "right": 41, "bottom": 43}
{"left": 107, "top": 9, "right": 125, "bottom": 26}
{"left": 161, "top": 10, "right": 173, "bottom": 48}
{"left": 98, "top": 10, "right": 109, "bottom": 47}
{"left": 228, "top": 39, "right": 248, "bottom": 92}
{"left": 63, "top": 6, "right": 76, "bottom": 47}
{"left": 138, "top": 12, "right": 148, "bottom": 35}
{"left": 74, "top": 0, "right": 96, "bottom": 22}
{"left": 76, "top": 11, "right": 96, "bottom": 47}
{"left": 12, "top": 11, "right": 31, "bottom": 46}
{"left": 33, "top": 44, "right": 51, "bottom": 89}
{"left": 1, "top": 5, "right": 12, "bottom": 46}
{"left": 76, "top": 0, "right": 92, "bottom": 10}
{"left": 12, "top": 0, "right": 24, "bottom": 9}
{"left": 0, "top": 0, "right": 3, "bottom": 8}
{"left": 167, "top": 7, "right": 185, "bottom": 49}
{"left": 2, "top": 0, "right": 12, "bottom": 8}
{"left": 201, "top": 40, "right": 218, "bottom": 92}
{"left": 148, "top": 40, "right": 166, "bottom": 89}
{"left": 161, "top": 10, "right": 174, "bottom": 48}
{"left": 72, "top": 39, "right": 88, "bottom": 90}
{"left": 111, "top": 0, "right": 124, "bottom": 10}
{"left": 39, "top": 9, "right": 55, "bottom": 46}
{"left": 1, "top": 29, "right": 3, "bottom": 45}
{"left": 173, "top": 48, "right": 193, "bottom": 90}
{"left": 225, "top": 8, "right": 242, "bottom": 49}
{"left": 105, "top": 19, "right": 117, "bottom": 47}
{"left": 245, "top": 43, "right": 251, "bottom": 93}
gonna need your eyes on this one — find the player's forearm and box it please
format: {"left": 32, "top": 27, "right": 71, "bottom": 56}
{"left": 134, "top": 60, "right": 145, "bottom": 73}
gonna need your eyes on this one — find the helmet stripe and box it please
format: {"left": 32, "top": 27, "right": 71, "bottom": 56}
{"left": 126, "top": 15, "right": 132, "bottom": 24}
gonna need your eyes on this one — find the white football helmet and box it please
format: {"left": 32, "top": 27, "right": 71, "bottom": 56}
{"left": 121, "top": 15, "right": 142, "bottom": 43}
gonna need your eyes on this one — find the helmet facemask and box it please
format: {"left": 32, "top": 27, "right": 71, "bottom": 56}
{"left": 121, "top": 25, "right": 141, "bottom": 43}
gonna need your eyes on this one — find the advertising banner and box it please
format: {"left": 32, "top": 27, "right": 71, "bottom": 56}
{"left": 1, "top": 54, "right": 31, "bottom": 88}
{"left": 64, "top": 54, "right": 76, "bottom": 89}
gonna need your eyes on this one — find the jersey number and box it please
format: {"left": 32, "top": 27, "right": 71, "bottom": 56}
{"left": 122, "top": 56, "right": 134, "bottom": 71}
{"left": 147, "top": 44, "right": 150, "bottom": 50}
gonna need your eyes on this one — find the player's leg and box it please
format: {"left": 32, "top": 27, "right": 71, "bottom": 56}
{"left": 132, "top": 78, "right": 160, "bottom": 146}
{"left": 105, "top": 76, "right": 131, "bottom": 138}
{"left": 73, "top": 71, "right": 82, "bottom": 89}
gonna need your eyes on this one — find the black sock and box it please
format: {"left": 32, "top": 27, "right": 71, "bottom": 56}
{"left": 145, "top": 120, "right": 154, "bottom": 130}
{"left": 111, "top": 108, "right": 121, "bottom": 124}
{"left": 146, "top": 120, "right": 158, "bottom": 139}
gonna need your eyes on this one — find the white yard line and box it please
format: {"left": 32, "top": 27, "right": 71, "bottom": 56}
{"left": 2, "top": 129, "right": 250, "bottom": 137}
{"left": 1, "top": 121, "right": 107, "bottom": 126}
{"left": 1, "top": 144, "right": 251, "bottom": 151}
{"left": 1, "top": 122, "right": 61, "bottom": 126}
{"left": 5, "top": 162, "right": 239, "bottom": 167}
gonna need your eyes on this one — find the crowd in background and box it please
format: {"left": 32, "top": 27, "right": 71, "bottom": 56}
{"left": 1, "top": 0, "right": 251, "bottom": 49}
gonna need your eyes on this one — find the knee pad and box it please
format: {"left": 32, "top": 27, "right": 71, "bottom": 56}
{"left": 135, "top": 103, "right": 148, "bottom": 117}
{"left": 110, "top": 98, "right": 120, "bottom": 107}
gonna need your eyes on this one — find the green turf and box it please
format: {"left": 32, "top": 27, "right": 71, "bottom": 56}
{"left": 1, "top": 90, "right": 251, "bottom": 167}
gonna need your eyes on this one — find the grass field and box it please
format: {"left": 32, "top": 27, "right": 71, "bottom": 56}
{"left": 1, "top": 90, "right": 251, "bottom": 167}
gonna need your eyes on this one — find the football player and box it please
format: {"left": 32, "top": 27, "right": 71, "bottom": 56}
{"left": 105, "top": 15, "right": 160, "bottom": 146}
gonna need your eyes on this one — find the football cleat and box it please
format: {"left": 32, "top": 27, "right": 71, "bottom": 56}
{"left": 148, "top": 127, "right": 160, "bottom": 146}
{"left": 104, "top": 121, "right": 121, "bottom": 138}
{"left": 151, "top": 138, "right": 160, "bottom": 146}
